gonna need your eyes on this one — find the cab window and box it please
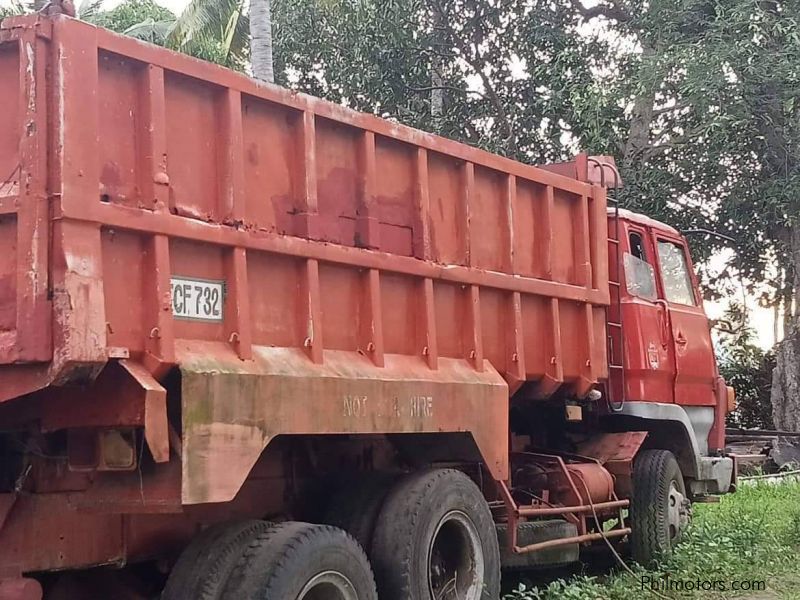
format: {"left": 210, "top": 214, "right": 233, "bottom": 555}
{"left": 624, "top": 232, "right": 657, "bottom": 300}
{"left": 629, "top": 231, "right": 647, "bottom": 261}
{"left": 657, "top": 240, "right": 696, "bottom": 306}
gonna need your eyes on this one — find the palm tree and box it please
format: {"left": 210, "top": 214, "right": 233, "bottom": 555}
{"left": 249, "top": 0, "right": 273, "bottom": 82}
{"left": 168, "top": 0, "right": 272, "bottom": 81}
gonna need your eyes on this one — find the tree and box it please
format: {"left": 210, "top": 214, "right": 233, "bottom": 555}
{"left": 167, "top": 0, "right": 249, "bottom": 70}
{"left": 272, "top": 0, "right": 613, "bottom": 162}
{"left": 716, "top": 304, "right": 775, "bottom": 429}
{"left": 0, "top": 0, "right": 26, "bottom": 18}
{"left": 93, "top": 0, "right": 176, "bottom": 45}
{"left": 250, "top": 0, "right": 273, "bottom": 81}
{"left": 167, "top": 0, "right": 274, "bottom": 78}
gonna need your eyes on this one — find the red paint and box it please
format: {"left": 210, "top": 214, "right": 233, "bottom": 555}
{"left": 0, "top": 15, "right": 728, "bottom": 583}
{"left": 610, "top": 210, "right": 718, "bottom": 408}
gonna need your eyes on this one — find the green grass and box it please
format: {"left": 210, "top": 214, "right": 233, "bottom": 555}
{"left": 503, "top": 480, "right": 800, "bottom": 600}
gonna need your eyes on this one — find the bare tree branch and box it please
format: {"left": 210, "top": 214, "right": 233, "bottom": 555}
{"left": 651, "top": 101, "right": 690, "bottom": 117}
{"left": 426, "top": 0, "right": 517, "bottom": 153}
{"left": 404, "top": 84, "right": 486, "bottom": 99}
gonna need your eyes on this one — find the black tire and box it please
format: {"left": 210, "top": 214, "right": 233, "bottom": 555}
{"left": 322, "top": 473, "right": 394, "bottom": 551}
{"left": 630, "top": 449, "right": 689, "bottom": 566}
{"left": 222, "top": 522, "right": 378, "bottom": 600}
{"left": 370, "top": 469, "right": 501, "bottom": 600}
{"left": 161, "top": 519, "right": 271, "bottom": 600}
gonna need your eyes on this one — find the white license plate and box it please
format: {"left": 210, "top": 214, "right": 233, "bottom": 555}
{"left": 170, "top": 277, "right": 225, "bottom": 322}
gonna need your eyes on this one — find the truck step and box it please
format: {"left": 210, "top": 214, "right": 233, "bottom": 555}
{"left": 496, "top": 519, "right": 579, "bottom": 570}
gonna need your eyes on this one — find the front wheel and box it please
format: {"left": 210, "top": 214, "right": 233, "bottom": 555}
{"left": 630, "top": 449, "right": 691, "bottom": 566}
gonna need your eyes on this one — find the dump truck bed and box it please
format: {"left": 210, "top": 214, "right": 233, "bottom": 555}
{"left": 0, "top": 15, "right": 609, "bottom": 503}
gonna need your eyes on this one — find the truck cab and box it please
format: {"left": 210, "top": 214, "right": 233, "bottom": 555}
{"left": 606, "top": 207, "right": 734, "bottom": 498}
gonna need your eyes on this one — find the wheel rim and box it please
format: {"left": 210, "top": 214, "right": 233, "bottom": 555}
{"left": 427, "top": 510, "right": 485, "bottom": 600}
{"left": 297, "top": 571, "right": 358, "bottom": 600}
{"left": 666, "top": 480, "right": 689, "bottom": 544}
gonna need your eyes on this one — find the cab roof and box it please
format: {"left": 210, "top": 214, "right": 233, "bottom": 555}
{"left": 607, "top": 207, "right": 680, "bottom": 237}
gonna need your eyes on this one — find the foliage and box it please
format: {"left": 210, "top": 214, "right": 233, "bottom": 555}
{"left": 167, "top": 0, "right": 249, "bottom": 70}
{"left": 91, "top": 0, "right": 175, "bottom": 44}
{"left": 503, "top": 480, "right": 800, "bottom": 599}
{"left": 715, "top": 304, "right": 776, "bottom": 429}
{"left": 268, "top": 1, "right": 800, "bottom": 321}
{"left": 0, "top": 0, "right": 26, "bottom": 18}
{"left": 271, "top": 0, "right": 614, "bottom": 163}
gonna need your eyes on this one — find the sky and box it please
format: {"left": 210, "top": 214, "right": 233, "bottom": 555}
{"left": 0, "top": 0, "right": 190, "bottom": 13}
{"left": 0, "top": 0, "right": 780, "bottom": 350}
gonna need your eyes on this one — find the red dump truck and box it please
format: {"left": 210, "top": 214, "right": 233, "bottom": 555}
{"left": 0, "top": 14, "right": 735, "bottom": 600}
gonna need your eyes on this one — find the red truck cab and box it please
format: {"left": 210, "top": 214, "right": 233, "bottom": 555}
{"left": 605, "top": 207, "right": 733, "bottom": 497}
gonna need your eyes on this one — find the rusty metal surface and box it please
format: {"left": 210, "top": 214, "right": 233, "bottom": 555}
{"left": 0, "top": 493, "right": 124, "bottom": 577}
{"left": 0, "top": 14, "right": 609, "bottom": 400}
{"left": 576, "top": 431, "right": 648, "bottom": 467}
{"left": 0, "top": 578, "right": 42, "bottom": 600}
{"left": 179, "top": 340, "right": 508, "bottom": 504}
{"left": 0, "top": 17, "right": 51, "bottom": 366}
{"left": 1, "top": 15, "right": 611, "bottom": 512}
{"left": 540, "top": 154, "right": 623, "bottom": 189}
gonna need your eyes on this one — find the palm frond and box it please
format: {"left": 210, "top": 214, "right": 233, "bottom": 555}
{"left": 0, "top": 0, "right": 30, "bottom": 17}
{"left": 125, "top": 17, "right": 174, "bottom": 44}
{"left": 167, "top": 0, "right": 248, "bottom": 66}
{"left": 168, "top": 0, "right": 241, "bottom": 48}
{"left": 77, "top": 0, "right": 104, "bottom": 21}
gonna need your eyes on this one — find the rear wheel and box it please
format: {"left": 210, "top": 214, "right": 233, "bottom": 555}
{"left": 222, "top": 522, "right": 377, "bottom": 600}
{"left": 630, "top": 449, "right": 690, "bottom": 566}
{"left": 370, "top": 469, "right": 501, "bottom": 600}
{"left": 162, "top": 519, "right": 271, "bottom": 600}
{"left": 322, "top": 473, "right": 394, "bottom": 551}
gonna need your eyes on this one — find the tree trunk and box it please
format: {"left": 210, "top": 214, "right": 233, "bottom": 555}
{"left": 772, "top": 325, "right": 800, "bottom": 431}
{"left": 622, "top": 44, "right": 657, "bottom": 169}
{"left": 250, "top": 0, "right": 274, "bottom": 83}
{"left": 430, "top": 8, "right": 444, "bottom": 131}
{"left": 772, "top": 228, "right": 800, "bottom": 430}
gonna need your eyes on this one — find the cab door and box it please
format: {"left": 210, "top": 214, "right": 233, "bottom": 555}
{"left": 619, "top": 225, "right": 674, "bottom": 403}
{"left": 653, "top": 236, "right": 717, "bottom": 406}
